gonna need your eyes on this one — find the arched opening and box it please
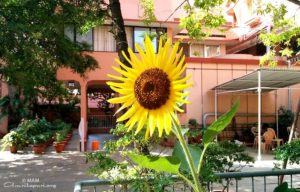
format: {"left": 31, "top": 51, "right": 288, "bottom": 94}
{"left": 87, "top": 81, "right": 116, "bottom": 134}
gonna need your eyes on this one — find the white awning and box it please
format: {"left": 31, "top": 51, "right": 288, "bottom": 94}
{"left": 212, "top": 68, "right": 300, "bottom": 161}
{"left": 213, "top": 68, "right": 300, "bottom": 93}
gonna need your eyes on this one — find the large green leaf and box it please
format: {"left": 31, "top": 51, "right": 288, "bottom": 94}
{"left": 127, "top": 153, "right": 180, "bottom": 174}
{"left": 172, "top": 141, "right": 202, "bottom": 172}
{"left": 203, "top": 100, "right": 240, "bottom": 145}
{"left": 273, "top": 182, "right": 297, "bottom": 192}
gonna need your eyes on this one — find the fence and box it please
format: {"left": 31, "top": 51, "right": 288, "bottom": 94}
{"left": 74, "top": 169, "right": 300, "bottom": 192}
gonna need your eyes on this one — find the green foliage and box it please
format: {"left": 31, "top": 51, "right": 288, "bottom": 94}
{"left": 258, "top": 2, "right": 300, "bottom": 66}
{"left": 31, "top": 132, "right": 52, "bottom": 145}
{"left": 188, "top": 118, "right": 198, "bottom": 128}
{"left": 128, "top": 153, "right": 181, "bottom": 174}
{"left": 53, "top": 131, "right": 65, "bottom": 143}
{"left": 277, "top": 106, "right": 293, "bottom": 142}
{"left": 87, "top": 123, "right": 174, "bottom": 190}
{"left": 129, "top": 172, "right": 172, "bottom": 192}
{"left": 0, "top": 130, "right": 27, "bottom": 150}
{"left": 274, "top": 140, "right": 300, "bottom": 164}
{"left": 0, "top": 94, "right": 30, "bottom": 129}
{"left": 180, "top": 0, "right": 226, "bottom": 40}
{"left": 1, "top": 117, "right": 71, "bottom": 147}
{"left": 273, "top": 182, "right": 297, "bottom": 192}
{"left": 203, "top": 100, "right": 239, "bottom": 145}
{"left": 53, "top": 121, "right": 71, "bottom": 142}
{"left": 139, "top": 0, "right": 156, "bottom": 26}
{"left": 201, "top": 141, "right": 254, "bottom": 183}
{"left": 278, "top": 106, "right": 294, "bottom": 129}
{"left": 86, "top": 151, "right": 120, "bottom": 179}
{"left": 0, "top": 0, "right": 106, "bottom": 106}
{"left": 104, "top": 123, "right": 157, "bottom": 154}
{"left": 173, "top": 142, "right": 202, "bottom": 172}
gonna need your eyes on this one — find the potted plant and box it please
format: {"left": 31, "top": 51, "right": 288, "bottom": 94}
{"left": 187, "top": 119, "right": 202, "bottom": 144}
{"left": 188, "top": 118, "right": 198, "bottom": 129}
{"left": 0, "top": 130, "right": 27, "bottom": 154}
{"left": 53, "top": 131, "right": 65, "bottom": 153}
{"left": 31, "top": 134, "right": 48, "bottom": 154}
{"left": 278, "top": 106, "right": 294, "bottom": 142}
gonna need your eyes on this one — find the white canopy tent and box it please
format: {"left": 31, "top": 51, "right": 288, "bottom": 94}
{"left": 213, "top": 68, "right": 300, "bottom": 160}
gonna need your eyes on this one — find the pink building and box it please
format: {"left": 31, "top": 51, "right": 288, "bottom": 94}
{"left": 1, "top": 0, "right": 300, "bottom": 151}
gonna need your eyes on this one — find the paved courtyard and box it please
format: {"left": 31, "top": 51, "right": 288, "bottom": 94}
{"left": 0, "top": 131, "right": 97, "bottom": 192}
{"left": 1, "top": 132, "right": 300, "bottom": 192}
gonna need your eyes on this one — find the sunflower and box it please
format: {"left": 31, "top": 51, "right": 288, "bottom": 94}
{"left": 107, "top": 36, "right": 192, "bottom": 139}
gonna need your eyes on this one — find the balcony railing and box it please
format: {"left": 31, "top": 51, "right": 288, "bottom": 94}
{"left": 88, "top": 115, "right": 116, "bottom": 129}
{"left": 74, "top": 169, "right": 300, "bottom": 192}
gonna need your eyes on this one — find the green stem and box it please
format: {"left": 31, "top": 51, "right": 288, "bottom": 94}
{"left": 178, "top": 173, "right": 196, "bottom": 191}
{"left": 172, "top": 119, "right": 202, "bottom": 192}
{"left": 197, "top": 144, "right": 208, "bottom": 174}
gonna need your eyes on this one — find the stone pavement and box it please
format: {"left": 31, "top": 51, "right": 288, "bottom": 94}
{"left": 1, "top": 133, "right": 300, "bottom": 192}
{"left": 0, "top": 131, "right": 97, "bottom": 192}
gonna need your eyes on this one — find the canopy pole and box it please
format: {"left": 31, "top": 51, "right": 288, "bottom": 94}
{"left": 276, "top": 90, "right": 279, "bottom": 137}
{"left": 215, "top": 89, "right": 218, "bottom": 121}
{"left": 215, "top": 89, "right": 218, "bottom": 141}
{"left": 257, "top": 70, "right": 262, "bottom": 161}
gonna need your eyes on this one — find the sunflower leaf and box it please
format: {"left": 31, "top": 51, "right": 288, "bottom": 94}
{"left": 203, "top": 100, "right": 240, "bottom": 145}
{"left": 127, "top": 153, "right": 180, "bottom": 174}
{"left": 172, "top": 141, "right": 202, "bottom": 172}
{"left": 274, "top": 182, "right": 297, "bottom": 192}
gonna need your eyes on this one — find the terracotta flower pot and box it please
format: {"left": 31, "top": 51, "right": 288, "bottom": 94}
{"left": 32, "top": 144, "right": 45, "bottom": 154}
{"left": 53, "top": 142, "right": 65, "bottom": 153}
{"left": 10, "top": 146, "right": 18, "bottom": 154}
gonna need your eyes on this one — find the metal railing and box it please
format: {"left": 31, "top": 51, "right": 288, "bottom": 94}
{"left": 88, "top": 115, "right": 116, "bottom": 128}
{"left": 211, "top": 168, "right": 300, "bottom": 192}
{"left": 74, "top": 169, "right": 300, "bottom": 192}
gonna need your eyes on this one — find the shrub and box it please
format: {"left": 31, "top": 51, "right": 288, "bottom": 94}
{"left": 274, "top": 140, "right": 300, "bottom": 164}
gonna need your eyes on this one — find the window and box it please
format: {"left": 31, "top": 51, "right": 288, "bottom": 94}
{"left": 94, "top": 26, "right": 116, "bottom": 51}
{"left": 205, "top": 45, "right": 220, "bottom": 57}
{"left": 190, "top": 43, "right": 204, "bottom": 57}
{"left": 64, "top": 25, "right": 93, "bottom": 50}
{"left": 189, "top": 44, "right": 220, "bottom": 57}
{"left": 133, "top": 27, "right": 160, "bottom": 52}
{"left": 77, "top": 30, "right": 93, "bottom": 46}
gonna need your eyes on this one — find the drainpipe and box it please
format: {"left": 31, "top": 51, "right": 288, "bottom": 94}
{"left": 287, "top": 60, "right": 292, "bottom": 110}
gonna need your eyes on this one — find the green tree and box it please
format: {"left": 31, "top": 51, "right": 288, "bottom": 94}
{"left": 258, "top": 2, "right": 300, "bottom": 66}
{"left": 0, "top": 0, "right": 109, "bottom": 125}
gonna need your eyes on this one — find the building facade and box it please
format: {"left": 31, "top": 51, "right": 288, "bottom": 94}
{"left": 1, "top": 0, "right": 299, "bottom": 149}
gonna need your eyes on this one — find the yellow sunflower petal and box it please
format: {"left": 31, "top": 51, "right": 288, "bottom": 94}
{"left": 169, "top": 55, "right": 186, "bottom": 78}
{"left": 172, "top": 74, "right": 192, "bottom": 85}
{"left": 108, "top": 94, "right": 134, "bottom": 104}
{"left": 164, "top": 112, "right": 172, "bottom": 135}
{"left": 117, "top": 103, "right": 138, "bottom": 122}
{"left": 156, "top": 110, "right": 165, "bottom": 137}
{"left": 110, "top": 86, "right": 132, "bottom": 95}
{"left": 112, "top": 66, "right": 137, "bottom": 79}
{"left": 107, "top": 74, "right": 127, "bottom": 82}
{"left": 163, "top": 41, "right": 178, "bottom": 71}
{"left": 173, "top": 83, "right": 193, "bottom": 91}
{"left": 148, "top": 111, "right": 156, "bottom": 136}
{"left": 135, "top": 109, "right": 148, "bottom": 134}
{"left": 115, "top": 98, "right": 135, "bottom": 114}
{"left": 144, "top": 36, "right": 155, "bottom": 65}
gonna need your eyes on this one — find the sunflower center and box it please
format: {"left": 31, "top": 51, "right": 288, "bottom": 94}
{"left": 134, "top": 68, "right": 170, "bottom": 110}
